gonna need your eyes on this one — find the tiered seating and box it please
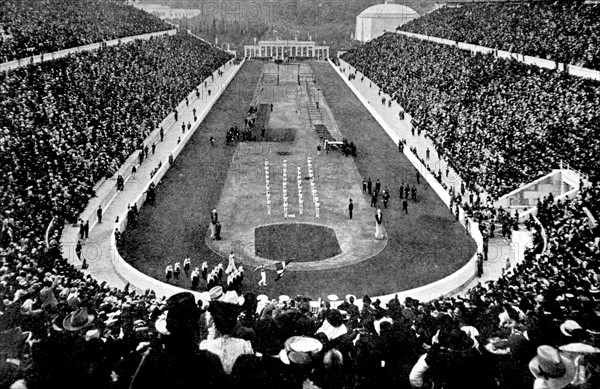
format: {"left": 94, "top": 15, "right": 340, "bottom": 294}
{"left": 399, "top": 2, "right": 600, "bottom": 71}
{"left": 2, "top": 7, "right": 600, "bottom": 389}
{"left": 0, "top": 0, "right": 171, "bottom": 62}
{"left": 341, "top": 33, "right": 600, "bottom": 199}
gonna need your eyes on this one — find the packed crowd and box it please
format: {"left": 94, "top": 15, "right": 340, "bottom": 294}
{"left": 1, "top": 184, "right": 599, "bottom": 389}
{"left": 341, "top": 33, "right": 600, "bottom": 199}
{"left": 0, "top": 32, "right": 230, "bottom": 231}
{"left": 0, "top": 0, "right": 171, "bottom": 62}
{"left": 399, "top": 2, "right": 600, "bottom": 71}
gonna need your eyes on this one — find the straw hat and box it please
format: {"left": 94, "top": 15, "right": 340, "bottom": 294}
{"left": 279, "top": 336, "right": 323, "bottom": 365}
{"left": 62, "top": 307, "right": 95, "bottom": 331}
{"left": 529, "top": 345, "right": 576, "bottom": 389}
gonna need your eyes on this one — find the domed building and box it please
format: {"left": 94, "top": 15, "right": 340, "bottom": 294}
{"left": 355, "top": 0, "right": 419, "bottom": 42}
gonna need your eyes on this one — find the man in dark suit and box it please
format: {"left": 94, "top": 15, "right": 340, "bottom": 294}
{"left": 96, "top": 206, "right": 103, "bottom": 224}
{"left": 402, "top": 199, "right": 408, "bottom": 214}
{"left": 367, "top": 178, "right": 372, "bottom": 195}
{"left": 371, "top": 192, "right": 378, "bottom": 208}
{"left": 79, "top": 220, "right": 85, "bottom": 240}
{"left": 399, "top": 183, "right": 404, "bottom": 199}
{"left": 348, "top": 199, "right": 353, "bottom": 219}
{"left": 375, "top": 179, "right": 381, "bottom": 194}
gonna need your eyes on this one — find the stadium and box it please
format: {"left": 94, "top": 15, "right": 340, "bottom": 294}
{"left": 0, "top": 0, "right": 599, "bottom": 388}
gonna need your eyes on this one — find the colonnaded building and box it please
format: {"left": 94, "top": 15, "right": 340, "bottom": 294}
{"left": 244, "top": 40, "right": 330, "bottom": 60}
{"left": 355, "top": 0, "right": 419, "bottom": 42}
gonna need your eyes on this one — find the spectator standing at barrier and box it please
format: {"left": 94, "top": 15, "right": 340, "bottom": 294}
{"left": 79, "top": 220, "right": 85, "bottom": 239}
{"left": 476, "top": 253, "right": 484, "bottom": 277}
{"left": 160, "top": 127, "right": 164, "bottom": 142}
{"left": 97, "top": 205, "right": 103, "bottom": 223}
{"left": 75, "top": 241, "right": 82, "bottom": 260}
{"left": 84, "top": 220, "right": 89, "bottom": 239}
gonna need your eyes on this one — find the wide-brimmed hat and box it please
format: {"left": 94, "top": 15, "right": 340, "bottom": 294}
{"left": 209, "top": 286, "right": 224, "bottom": 301}
{"left": 219, "top": 290, "right": 244, "bottom": 306}
{"left": 559, "top": 343, "right": 600, "bottom": 355}
{"left": 257, "top": 294, "right": 269, "bottom": 302}
{"left": 529, "top": 345, "right": 576, "bottom": 389}
{"left": 560, "top": 320, "right": 583, "bottom": 337}
{"left": 85, "top": 329, "right": 101, "bottom": 341}
{"left": 279, "top": 336, "right": 323, "bottom": 365}
{"left": 63, "top": 307, "right": 95, "bottom": 331}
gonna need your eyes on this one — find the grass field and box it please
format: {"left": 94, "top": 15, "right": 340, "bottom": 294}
{"left": 119, "top": 60, "right": 477, "bottom": 299}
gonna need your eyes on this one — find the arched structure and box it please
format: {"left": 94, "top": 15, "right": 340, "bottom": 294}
{"left": 356, "top": 0, "right": 419, "bottom": 42}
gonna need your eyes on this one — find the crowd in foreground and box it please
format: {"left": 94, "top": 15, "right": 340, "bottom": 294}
{"left": 400, "top": 2, "right": 600, "bottom": 71}
{"left": 341, "top": 34, "right": 600, "bottom": 199}
{"left": 0, "top": 184, "right": 599, "bottom": 389}
{"left": 0, "top": 0, "right": 170, "bottom": 62}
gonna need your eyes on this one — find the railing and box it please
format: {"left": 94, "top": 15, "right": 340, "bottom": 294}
{"left": 45, "top": 216, "right": 57, "bottom": 249}
{"left": 0, "top": 29, "right": 177, "bottom": 73}
{"left": 75, "top": 59, "right": 244, "bottom": 299}
{"left": 396, "top": 31, "right": 600, "bottom": 82}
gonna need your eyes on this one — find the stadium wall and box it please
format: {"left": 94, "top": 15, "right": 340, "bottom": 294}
{"left": 60, "top": 57, "right": 240, "bottom": 292}
{"left": 109, "top": 59, "right": 243, "bottom": 300}
{"left": 329, "top": 58, "right": 482, "bottom": 305}
{"left": 396, "top": 31, "right": 600, "bottom": 81}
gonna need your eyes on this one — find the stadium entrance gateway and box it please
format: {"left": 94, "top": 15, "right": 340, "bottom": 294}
{"left": 244, "top": 40, "right": 330, "bottom": 60}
